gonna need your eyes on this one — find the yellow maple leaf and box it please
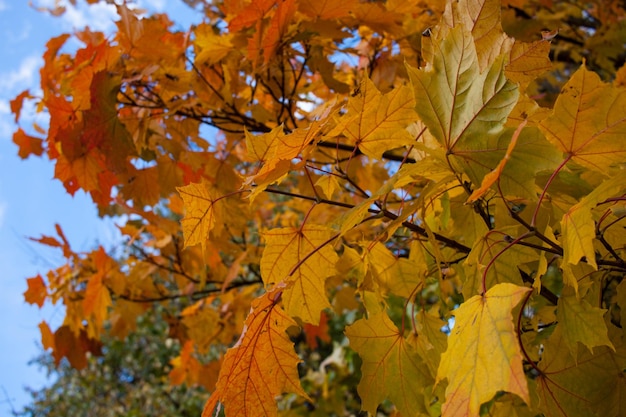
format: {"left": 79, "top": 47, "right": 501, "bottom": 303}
{"left": 437, "top": 283, "right": 531, "bottom": 416}
{"left": 244, "top": 121, "right": 325, "bottom": 201}
{"left": 539, "top": 64, "right": 626, "bottom": 175}
{"left": 203, "top": 288, "right": 310, "bottom": 417}
{"left": 505, "top": 39, "right": 553, "bottom": 87}
{"left": 561, "top": 170, "right": 626, "bottom": 266}
{"left": 195, "top": 24, "right": 235, "bottom": 65}
{"left": 177, "top": 179, "right": 224, "bottom": 250}
{"left": 298, "top": 0, "right": 359, "bottom": 20}
{"left": 336, "top": 76, "right": 416, "bottom": 159}
{"left": 260, "top": 225, "right": 338, "bottom": 324}
{"left": 455, "top": 0, "right": 514, "bottom": 71}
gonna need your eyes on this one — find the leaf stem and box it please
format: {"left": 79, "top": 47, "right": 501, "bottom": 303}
{"left": 531, "top": 155, "right": 571, "bottom": 227}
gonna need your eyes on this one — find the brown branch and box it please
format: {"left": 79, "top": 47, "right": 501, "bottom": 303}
{"left": 317, "top": 140, "right": 416, "bottom": 163}
{"left": 264, "top": 187, "right": 472, "bottom": 254}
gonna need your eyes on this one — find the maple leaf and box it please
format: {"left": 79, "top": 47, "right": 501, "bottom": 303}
{"left": 463, "top": 226, "right": 538, "bottom": 297}
{"left": 52, "top": 325, "right": 102, "bottom": 370}
{"left": 83, "top": 248, "right": 114, "bottom": 331}
{"left": 437, "top": 283, "right": 531, "bottom": 416}
{"left": 536, "top": 325, "right": 626, "bottom": 417}
{"left": 467, "top": 119, "right": 526, "bottom": 202}
{"left": 556, "top": 289, "right": 614, "bottom": 357}
{"left": 334, "top": 76, "right": 417, "bottom": 159}
{"left": 178, "top": 179, "right": 227, "bottom": 251}
{"left": 539, "top": 64, "right": 626, "bottom": 175}
{"left": 559, "top": 170, "right": 626, "bottom": 276}
{"left": 405, "top": 25, "right": 559, "bottom": 199}
{"left": 203, "top": 288, "right": 310, "bottom": 417}
{"left": 408, "top": 26, "right": 518, "bottom": 151}
{"left": 345, "top": 294, "right": 432, "bottom": 416}
{"left": 195, "top": 24, "right": 235, "bottom": 65}
{"left": 454, "top": 0, "right": 514, "bottom": 71}
{"left": 505, "top": 39, "right": 553, "bottom": 86}
{"left": 24, "top": 275, "right": 48, "bottom": 308}
{"left": 13, "top": 129, "right": 44, "bottom": 159}
{"left": 245, "top": 120, "right": 327, "bottom": 201}
{"left": 261, "top": 0, "right": 296, "bottom": 63}
{"left": 39, "top": 321, "right": 55, "bottom": 351}
{"left": 9, "top": 89, "right": 32, "bottom": 123}
{"left": 260, "top": 225, "right": 338, "bottom": 324}
{"left": 298, "top": 0, "right": 359, "bottom": 20}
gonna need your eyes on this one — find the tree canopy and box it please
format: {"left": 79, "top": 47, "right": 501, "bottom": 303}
{"left": 14, "top": 0, "right": 626, "bottom": 416}
{"left": 17, "top": 307, "right": 207, "bottom": 417}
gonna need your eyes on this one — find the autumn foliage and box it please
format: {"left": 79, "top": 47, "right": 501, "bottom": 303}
{"left": 14, "top": 0, "right": 626, "bottom": 415}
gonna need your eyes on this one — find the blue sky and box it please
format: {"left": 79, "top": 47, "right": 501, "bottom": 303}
{"left": 0, "top": 1, "right": 199, "bottom": 413}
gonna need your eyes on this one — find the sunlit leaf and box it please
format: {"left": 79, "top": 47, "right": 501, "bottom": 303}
{"left": 539, "top": 65, "right": 626, "bottom": 175}
{"left": 24, "top": 275, "right": 47, "bottom": 308}
{"left": 336, "top": 76, "right": 416, "bottom": 159}
{"left": 204, "top": 288, "right": 310, "bottom": 417}
{"left": 437, "top": 283, "right": 531, "bottom": 416}
{"left": 261, "top": 225, "right": 338, "bottom": 324}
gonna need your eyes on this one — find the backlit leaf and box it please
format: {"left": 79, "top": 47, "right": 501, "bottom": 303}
{"left": 13, "top": 128, "right": 44, "bottom": 159}
{"left": 261, "top": 225, "right": 338, "bottom": 324}
{"left": 560, "top": 170, "right": 626, "bottom": 271}
{"left": 178, "top": 179, "right": 225, "bottom": 251}
{"left": 539, "top": 65, "right": 626, "bottom": 175}
{"left": 337, "top": 76, "right": 416, "bottom": 159}
{"left": 437, "top": 283, "right": 531, "bottom": 416}
{"left": 456, "top": 0, "right": 514, "bottom": 70}
{"left": 24, "top": 275, "right": 47, "bottom": 308}
{"left": 408, "top": 26, "right": 518, "bottom": 152}
{"left": 505, "top": 39, "right": 553, "bottom": 86}
{"left": 204, "top": 288, "right": 310, "bottom": 417}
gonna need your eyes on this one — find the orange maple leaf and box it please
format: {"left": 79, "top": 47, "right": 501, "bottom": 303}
{"left": 261, "top": 0, "right": 296, "bottom": 63}
{"left": 298, "top": 0, "right": 359, "bottom": 20}
{"left": 228, "top": 0, "right": 275, "bottom": 32}
{"left": 13, "top": 129, "right": 44, "bottom": 159}
{"left": 203, "top": 288, "right": 310, "bottom": 417}
{"left": 10, "top": 90, "right": 32, "bottom": 123}
{"left": 24, "top": 275, "right": 47, "bottom": 308}
{"left": 83, "top": 248, "right": 114, "bottom": 330}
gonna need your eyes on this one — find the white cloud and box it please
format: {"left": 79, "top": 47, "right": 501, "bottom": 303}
{"left": 34, "top": 0, "right": 118, "bottom": 32}
{"left": 0, "top": 55, "right": 41, "bottom": 94}
{"left": 0, "top": 1, "right": 7, "bottom": 12}
{"left": 0, "top": 100, "right": 12, "bottom": 140}
{"left": 62, "top": 1, "right": 118, "bottom": 32}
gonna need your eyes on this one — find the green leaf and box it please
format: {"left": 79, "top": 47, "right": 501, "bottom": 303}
{"left": 556, "top": 290, "right": 614, "bottom": 357}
